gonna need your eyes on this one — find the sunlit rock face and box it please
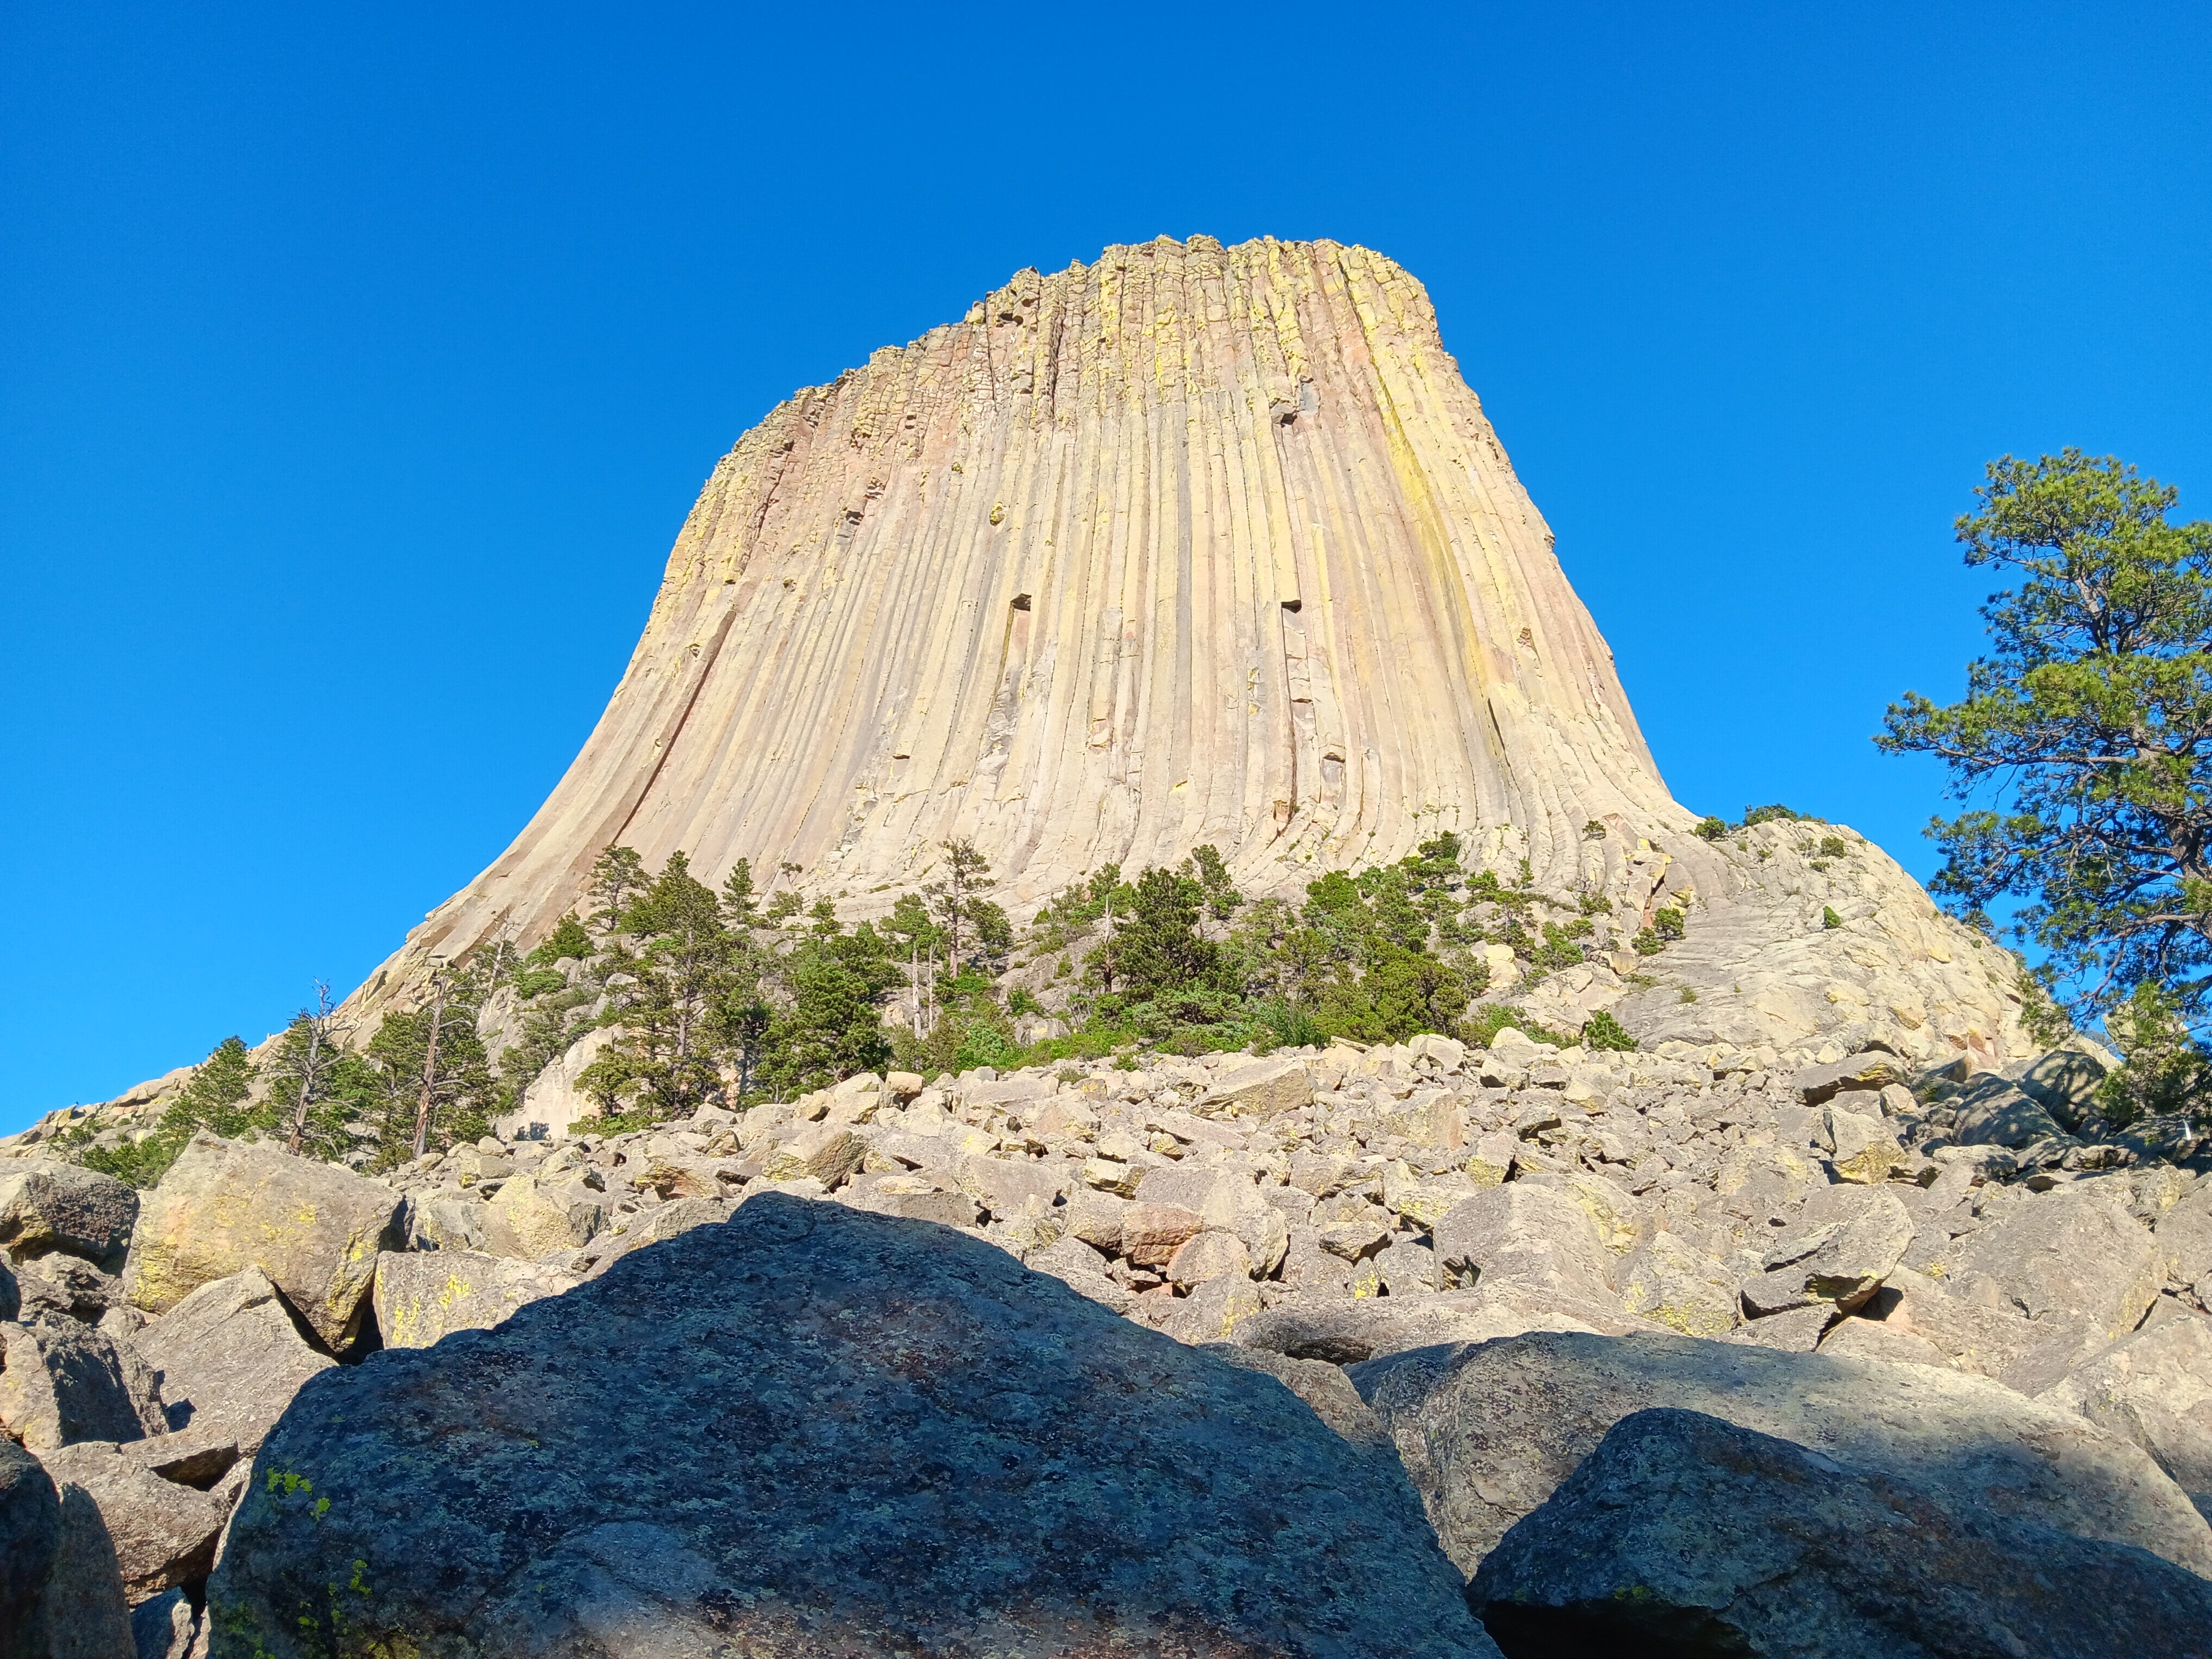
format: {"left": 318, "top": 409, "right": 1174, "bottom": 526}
{"left": 348, "top": 235, "right": 2035, "bottom": 1068}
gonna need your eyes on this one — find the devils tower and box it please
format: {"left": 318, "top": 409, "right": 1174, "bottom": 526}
{"left": 350, "top": 234, "right": 2031, "bottom": 1066}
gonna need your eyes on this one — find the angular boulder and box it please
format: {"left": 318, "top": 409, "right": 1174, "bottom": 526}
{"left": 1739, "top": 1184, "right": 1911, "bottom": 1317}
{"left": 0, "top": 1161, "right": 139, "bottom": 1271}
{"left": 123, "top": 1135, "right": 402, "bottom": 1349}
{"left": 482, "top": 1174, "right": 604, "bottom": 1258}
{"left": 37, "top": 1441, "right": 227, "bottom": 1601}
{"left": 16, "top": 1465, "right": 135, "bottom": 1659}
{"left": 2042, "top": 1311, "right": 2212, "bottom": 1508}
{"left": 370, "top": 1250, "right": 580, "bottom": 1348}
{"left": 1432, "top": 1185, "right": 1617, "bottom": 1306}
{"left": 0, "top": 1319, "right": 166, "bottom": 1450}
{"left": 134, "top": 1268, "right": 332, "bottom": 1453}
{"left": 210, "top": 1195, "right": 1497, "bottom": 1659}
{"left": 1618, "top": 1231, "right": 1739, "bottom": 1338}
{"left": 2, "top": 1436, "right": 62, "bottom": 1646}
{"left": 1470, "top": 1407, "right": 2212, "bottom": 1659}
{"left": 1348, "top": 1329, "right": 2212, "bottom": 1578}
{"left": 1197, "top": 1056, "right": 1315, "bottom": 1117}
{"left": 1941, "top": 1187, "right": 2164, "bottom": 1390}
{"left": 1790, "top": 1051, "right": 1905, "bottom": 1105}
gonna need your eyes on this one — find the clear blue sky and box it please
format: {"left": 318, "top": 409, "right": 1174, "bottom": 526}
{"left": 4, "top": 4, "right": 2207, "bottom": 1129}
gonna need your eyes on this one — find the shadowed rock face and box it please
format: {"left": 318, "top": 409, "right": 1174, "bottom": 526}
{"left": 355, "top": 235, "right": 1681, "bottom": 1016}
{"left": 1471, "top": 1407, "right": 2212, "bottom": 1659}
{"left": 209, "top": 1194, "right": 1497, "bottom": 1659}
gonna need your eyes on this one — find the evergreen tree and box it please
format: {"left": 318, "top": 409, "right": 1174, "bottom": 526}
{"left": 534, "top": 912, "right": 593, "bottom": 964}
{"left": 365, "top": 974, "right": 495, "bottom": 1167}
{"left": 719, "top": 858, "right": 758, "bottom": 930}
{"left": 925, "top": 839, "right": 992, "bottom": 972}
{"left": 1103, "top": 866, "right": 1223, "bottom": 1006}
{"left": 765, "top": 920, "right": 899, "bottom": 1090}
{"left": 587, "top": 845, "right": 649, "bottom": 935}
{"left": 265, "top": 984, "right": 365, "bottom": 1160}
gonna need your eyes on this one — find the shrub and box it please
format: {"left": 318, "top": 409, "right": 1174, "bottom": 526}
{"left": 1581, "top": 1009, "right": 1636, "bottom": 1052}
{"left": 1653, "top": 908, "right": 1685, "bottom": 941}
{"left": 1679, "top": 986, "right": 1699, "bottom": 1003}
{"left": 1822, "top": 906, "right": 1843, "bottom": 930}
{"left": 516, "top": 967, "right": 568, "bottom": 1001}
{"left": 1632, "top": 928, "right": 1663, "bottom": 955}
{"left": 1694, "top": 815, "right": 1728, "bottom": 840}
{"left": 1582, "top": 819, "right": 1608, "bottom": 840}
{"left": 1007, "top": 986, "right": 1042, "bottom": 1017}
{"left": 1257, "top": 999, "right": 1326, "bottom": 1051}
{"left": 1464, "top": 1003, "right": 1572, "bottom": 1048}
{"left": 1741, "top": 803, "right": 1802, "bottom": 828}
{"left": 1818, "top": 835, "right": 1849, "bottom": 859}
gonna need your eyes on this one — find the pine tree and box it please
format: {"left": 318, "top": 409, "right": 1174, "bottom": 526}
{"left": 587, "top": 845, "right": 649, "bottom": 935}
{"left": 720, "top": 858, "right": 758, "bottom": 930}
{"left": 925, "top": 839, "right": 992, "bottom": 973}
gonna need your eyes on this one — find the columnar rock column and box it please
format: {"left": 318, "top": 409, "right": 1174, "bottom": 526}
{"left": 355, "top": 236, "right": 1692, "bottom": 1015}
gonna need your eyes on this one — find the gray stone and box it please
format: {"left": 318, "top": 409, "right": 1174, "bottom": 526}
{"left": 1940, "top": 1187, "right": 2163, "bottom": 1388}
{"left": 1955, "top": 1084, "right": 2068, "bottom": 1149}
{"left": 1731, "top": 1302, "right": 1833, "bottom": 1351}
{"left": 1790, "top": 1051, "right": 1906, "bottom": 1105}
{"left": 134, "top": 1268, "right": 332, "bottom": 1454}
{"left": 401, "top": 1188, "right": 488, "bottom": 1252}
{"left": 21, "top": 1479, "right": 135, "bottom": 1659}
{"left": 0, "top": 1320, "right": 166, "bottom": 1450}
{"left": 2, "top": 1436, "right": 62, "bottom": 1649}
{"left": 956, "top": 1152, "right": 1069, "bottom": 1220}
{"left": 0, "top": 1161, "right": 139, "bottom": 1272}
{"left": 1348, "top": 1328, "right": 2212, "bottom": 1578}
{"left": 1815, "top": 1311, "right": 1953, "bottom": 1368}
{"left": 1199, "top": 1343, "right": 1401, "bottom": 1465}
{"left": 580, "top": 1194, "right": 732, "bottom": 1278}
{"left": 369, "top": 1250, "right": 580, "bottom": 1348}
{"left": 1233, "top": 1283, "right": 1643, "bottom": 1367}
{"left": 2041, "top": 1310, "right": 2212, "bottom": 1505}
{"left": 1739, "top": 1184, "right": 1911, "bottom": 1317}
{"left": 1431, "top": 1185, "right": 1616, "bottom": 1305}
{"left": 131, "top": 1591, "right": 195, "bottom": 1659}
{"left": 123, "top": 1135, "right": 402, "bottom": 1350}
{"left": 209, "top": 1195, "right": 1497, "bottom": 1659}
{"left": 2015, "top": 1045, "right": 2110, "bottom": 1130}
{"left": 17, "top": 1256, "right": 122, "bottom": 1323}
{"left": 38, "top": 1441, "right": 227, "bottom": 1602}
{"left": 1470, "top": 1406, "right": 2212, "bottom": 1659}
{"left": 1618, "top": 1231, "right": 1739, "bottom": 1338}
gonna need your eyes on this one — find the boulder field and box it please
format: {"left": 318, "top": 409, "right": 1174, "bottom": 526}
{"left": 5, "top": 1028, "right": 2212, "bottom": 1655}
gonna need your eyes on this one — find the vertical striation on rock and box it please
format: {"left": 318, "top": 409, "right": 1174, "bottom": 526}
{"left": 357, "top": 236, "right": 1680, "bottom": 1007}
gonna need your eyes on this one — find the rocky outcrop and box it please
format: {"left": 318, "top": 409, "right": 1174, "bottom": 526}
{"left": 1348, "top": 1329, "right": 2212, "bottom": 1578}
{"left": 316, "top": 237, "right": 2034, "bottom": 1076}
{"left": 122, "top": 1135, "right": 401, "bottom": 1350}
{"left": 3, "top": 1439, "right": 135, "bottom": 1659}
{"left": 369, "top": 1249, "right": 578, "bottom": 1348}
{"left": 0, "top": 1161, "right": 138, "bottom": 1271}
{"left": 134, "top": 1268, "right": 332, "bottom": 1452}
{"left": 210, "top": 1195, "right": 1496, "bottom": 1659}
{"left": 1470, "top": 1406, "right": 2212, "bottom": 1659}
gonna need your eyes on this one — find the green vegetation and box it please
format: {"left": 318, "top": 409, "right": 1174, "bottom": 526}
{"left": 69, "top": 829, "right": 1660, "bottom": 1172}
{"left": 1822, "top": 906, "right": 1843, "bottom": 930}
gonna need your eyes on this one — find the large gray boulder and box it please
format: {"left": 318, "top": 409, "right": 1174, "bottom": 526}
{"left": 135, "top": 1268, "right": 332, "bottom": 1452}
{"left": 0, "top": 1161, "right": 139, "bottom": 1271}
{"left": 2042, "top": 1310, "right": 2212, "bottom": 1511}
{"left": 1349, "top": 1329, "right": 2212, "bottom": 1578}
{"left": 1939, "top": 1186, "right": 2165, "bottom": 1391}
{"left": 123, "top": 1135, "right": 402, "bottom": 1349}
{"left": 1738, "top": 1184, "right": 1912, "bottom": 1317}
{"left": 0, "top": 1319, "right": 166, "bottom": 1450}
{"left": 37, "top": 1441, "right": 229, "bottom": 1602}
{"left": 1432, "top": 1185, "right": 1617, "bottom": 1304}
{"left": 209, "top": 1195, "right": 1498, "bottom": 1659}
{"left": 4, "top": 1443, "right": 135, "bottom": 1659}
{"left": 369, "top": 1249, "right": 579, "bottom": 1348}
{"left": 1470, "top": 1407, "right": 2212, "bottom": 1659}
{"left": 1, "top": 1437, "right": 62, "bottom": 1654}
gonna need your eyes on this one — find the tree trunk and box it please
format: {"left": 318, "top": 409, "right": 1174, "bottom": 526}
{"left": 410, "top": 975, "right": 448, "bottom": 1162}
